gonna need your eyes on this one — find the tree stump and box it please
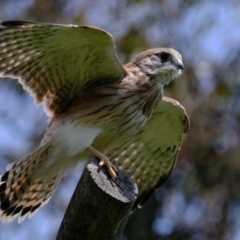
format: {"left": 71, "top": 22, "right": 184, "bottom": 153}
{"left": 56, "top": 158, "right": 138, "bottom": 240}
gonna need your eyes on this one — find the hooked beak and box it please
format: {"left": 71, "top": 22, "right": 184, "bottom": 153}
{"left": 175, "top": 61, "right": 184, "bottom": 70}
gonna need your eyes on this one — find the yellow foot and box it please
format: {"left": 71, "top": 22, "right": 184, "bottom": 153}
{"left": 88, "top": 146, "right": 118, "bottom": 179}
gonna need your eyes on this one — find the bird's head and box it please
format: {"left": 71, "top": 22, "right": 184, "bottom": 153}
{"left": 131, "top": 48, "right": 184, "bottom": 85}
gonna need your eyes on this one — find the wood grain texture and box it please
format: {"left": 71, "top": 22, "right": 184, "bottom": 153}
{"left": 56, "top": 158, "right": 138, "bottom": 240}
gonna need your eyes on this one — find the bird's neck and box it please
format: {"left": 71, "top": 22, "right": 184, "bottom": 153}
{"left": 122, "top": 63, "right": 155, "bottom": 88}
{"left": 122, "top": 64, "right": 163, "bottom": 117}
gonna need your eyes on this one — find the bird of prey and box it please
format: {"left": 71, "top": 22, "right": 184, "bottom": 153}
{"left": 0, "top": 21, "right": 186, "bottom": 223}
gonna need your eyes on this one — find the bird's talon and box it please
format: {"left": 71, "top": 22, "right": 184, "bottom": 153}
{"left": 112, "top": 164, "right": 118, "bottom": 172}
{"left": 108, "top": 166, "right": 117, "bottom": 179}
{"left": 88, "top": 146, "right": 118, "bottom": 179}
{"left": 99, "top": 161, "right": 104, "bottom": 167}
{"left": 100, "top": 160, "right": 118, "bottom": 179}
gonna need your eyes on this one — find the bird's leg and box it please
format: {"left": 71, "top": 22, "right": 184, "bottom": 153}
{"left": 88, "top": 146, "right": 118, "bottom": 179}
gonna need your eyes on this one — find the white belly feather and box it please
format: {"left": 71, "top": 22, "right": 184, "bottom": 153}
{"left": 54, "top": 121, "right": 102, "bottom": 156}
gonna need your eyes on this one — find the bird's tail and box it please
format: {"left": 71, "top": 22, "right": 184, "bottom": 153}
{"left": 0, "top": 143, "right": 64, "bottom": 223}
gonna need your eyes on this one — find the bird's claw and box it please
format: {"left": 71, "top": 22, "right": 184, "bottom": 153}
{"left": 99, "top": 158, "right": 118, "bottom": 179}
{"left": 88, "top": 146, "right": 118, "bottom": 179}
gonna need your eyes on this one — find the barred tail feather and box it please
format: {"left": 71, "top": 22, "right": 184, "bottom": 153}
{"left": 0, "top": 143, "right": 64, "bottom": 223}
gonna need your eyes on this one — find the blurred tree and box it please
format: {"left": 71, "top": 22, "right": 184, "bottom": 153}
{"left": 0, "top": 0, "right": 240, "bottom": 240}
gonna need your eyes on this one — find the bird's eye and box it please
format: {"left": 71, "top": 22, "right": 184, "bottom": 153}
{"left": 157, "top": 52, "right": 171, "bottom": 62}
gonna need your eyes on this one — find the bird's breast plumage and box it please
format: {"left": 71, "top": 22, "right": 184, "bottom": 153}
{"left": 65, "top": 74, "right": 162, "bottom": 135}
{"left": 47, "top": 74, "right": 162, "bottom": 157}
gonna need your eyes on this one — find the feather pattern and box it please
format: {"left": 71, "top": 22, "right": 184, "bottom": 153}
{"left": 106, "top": 96, "right": 189, "bottom": 209}
{"left": 0, "top": 21, "right": 126, "bottom": 116}
{"left": 0, "top": 143, "right": 65, "bottom": 223}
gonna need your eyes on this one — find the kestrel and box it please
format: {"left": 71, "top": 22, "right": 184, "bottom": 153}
{"left": 0, "top": 21, "right": 186, "bottom": 223}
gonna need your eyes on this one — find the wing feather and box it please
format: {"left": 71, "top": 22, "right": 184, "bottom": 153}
{"left": 107, "top": 96, "right": 189, "bottom": 209}
{"left": 0, "top": 21, "right": 126, "bottom": 116}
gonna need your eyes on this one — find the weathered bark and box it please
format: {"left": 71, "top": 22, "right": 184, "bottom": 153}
{"left": 56, "top": 158, "right": 138, "bottom": 240}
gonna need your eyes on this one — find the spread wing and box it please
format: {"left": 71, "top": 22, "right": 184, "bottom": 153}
{"left": 0, "top": 21, "right": 125, "bottom": 116}
{"left": 107, "top": 96, "right": 189, "bottom": 210}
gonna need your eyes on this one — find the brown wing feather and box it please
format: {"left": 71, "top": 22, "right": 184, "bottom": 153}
{"left": 132, "top": 152, "right": 179, "bottom": 210}
{"left": 0, "top": 21, "right": 126, "bottom": 116}
{"left": 106, "top": 96, "right": 189, "bottom": 210}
